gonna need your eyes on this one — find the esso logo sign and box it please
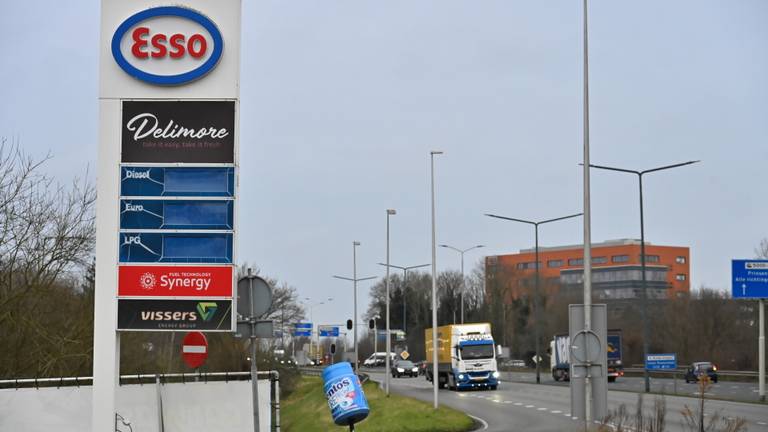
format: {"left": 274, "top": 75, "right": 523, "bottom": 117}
{"left": 111, "top": 6, "right": 223, "bottom": 86}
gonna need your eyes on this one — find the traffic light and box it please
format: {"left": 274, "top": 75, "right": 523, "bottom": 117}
{"left": 346, "top": 319, "right": 353, "bottom": 330}
{"left": 368, "top": 319, "right": 375, "bottom": 329}
{"left": 330, "top": 343, "right": 336, "bottom": 354}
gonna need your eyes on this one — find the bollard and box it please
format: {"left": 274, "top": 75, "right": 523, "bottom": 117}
{"left": 322, "top": 363, "right": 370, "bottom": 428}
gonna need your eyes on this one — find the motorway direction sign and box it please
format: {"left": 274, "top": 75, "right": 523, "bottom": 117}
{"left": 182, "top": 332, "right": 208, "bottom": 369}
{"left": 318, "top": 325, "right": 339, "bottom": 337}
{"left": 118, "top": 265, "right": 233, "bottom": 297}
{"left": 117, "top": 299, "right": 232, "bottom": 331}
{"left": 732, "top": 259, "right": 768, "bottom": 298}
{"left": 118, "top": 232, "right": 234, "bottom": 263}
{"left": 645, "top": 353, "right": 677, "bottom": 370}
{"left": 121, "top": 167, "right": 235, "bottom": 197}
{"left": 122, "top": 101, "right": 235, "bottom": 163}
{"left": 120, "top": 199, "right": 234, "bottom": 230}
{"left": 294, "top": 322, "right": 312, "bottom": 337}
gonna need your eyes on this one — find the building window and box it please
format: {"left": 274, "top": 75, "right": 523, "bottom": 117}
{"left": 640, "top": 255, "right": 660, "bottom": 263}
{"left": 516, "top": 263, "right": 525, "bottom": 270}
{"left": 592, "top": 256, "right": 607, "bottom": 264}
{"left": 568, "top": 258, "right": 584, "bottom": 266}
{"left": 517, "top": 262, "right": 540, "bottom": 270}
{"left": 612, "top": 255, "right": 629, "bottom": 263}
{"left": 548, "top": 260, "right": 563, "bottom": 268}
{"left": 676, "top": 256, "right": 686, "bottom": 264}
{"left": 676, "top": 274, "right": 687, "bottom": 281}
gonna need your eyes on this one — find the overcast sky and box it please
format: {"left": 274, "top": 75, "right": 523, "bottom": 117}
{"left": 1, "top": 1, "right": 767, "bottom": 329}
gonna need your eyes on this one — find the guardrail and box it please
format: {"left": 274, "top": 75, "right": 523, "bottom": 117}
{"left": 624, "top": 367, "right": 759, "bottom": 377}
{"left": 0, "top": 370, "right": 276, "bottom": 390}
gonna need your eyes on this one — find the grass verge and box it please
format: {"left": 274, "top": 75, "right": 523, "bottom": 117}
{"left": 282, "top": 375, "right": 475, "bottom": 432}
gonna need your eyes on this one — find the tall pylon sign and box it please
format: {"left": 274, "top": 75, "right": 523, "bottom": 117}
{"left": 94, "top": 1, "right": 241, "bottom": 430}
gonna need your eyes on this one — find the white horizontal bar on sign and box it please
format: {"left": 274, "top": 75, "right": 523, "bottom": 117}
{"left": 183, "top": 345, "right": 207, "bottom": 354}
{"left": 119, "top": 162, "right": 236, "bottom": 168}
{"left": 119, "top": 196, "right": 235, "bottom": 201}
{"left": 118, "top": 229, "right": 234, "bottom": 234}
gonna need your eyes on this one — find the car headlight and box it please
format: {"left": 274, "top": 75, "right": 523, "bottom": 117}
{"left": 492, "top": 371, "right": 500, "bottom": 378}
{"left": 412, "top": 368, "right": 419, "bottom": 372}
{"left": 616, "top": 360, "right": 622, "bottom": 365}
{"left": 397, "top": 368, "right": 404, "bottom": 372}
{"left": 458, "top": 374, "right": 465, "bottom": 380}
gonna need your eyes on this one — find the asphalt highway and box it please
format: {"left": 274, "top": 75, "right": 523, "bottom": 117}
{"left": 366, "top": 371, "right": 768, "bottom": 432}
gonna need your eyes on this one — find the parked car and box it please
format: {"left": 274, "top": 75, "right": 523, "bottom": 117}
{"left": 391, "top": 360, "right": 419, "bottom": 378}
{"left": 685, "top": 362, "right": 718, "bottom": 384}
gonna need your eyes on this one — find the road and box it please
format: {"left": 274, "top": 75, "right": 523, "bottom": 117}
{"left": 502, "top": 370, "right": 764, "bottom": 403}
{"left": 366, "top": 371, "right": 768, "bottom": 432}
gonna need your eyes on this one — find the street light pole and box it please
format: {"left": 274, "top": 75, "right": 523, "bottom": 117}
{"left": 385, "top": 209, "right": 396, "bottom": 396}
{"left": 587, "top": 160, "right": 699, "bottom": 393}
{"left": 485, "top": 212, "right": 583, "bottom": 384}
{"left": 377, "top": 262, "right": 431, "bottom": 334}
{"left": 439, "top": 244, "right": 485, "bottom": 324}
{"left": 430, "top": 150, "right": 443, "bottom": 409}
{"left": 333, "top": 242, "right": 377, "bottom": 371}
{"left": 304, "top": 297, "right": 333, "bottom": 365}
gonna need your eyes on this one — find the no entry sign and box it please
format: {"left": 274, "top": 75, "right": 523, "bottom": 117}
{"left": 182, "top": 331, "right": 208, "bottom": 369}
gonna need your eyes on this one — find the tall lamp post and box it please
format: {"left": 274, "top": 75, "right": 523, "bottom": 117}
{"left": 439, "top": 244, "right": 484, "bottom": 324}
{"left": 377, "top": 263, "right": 430, "bottom": 334}
{"left": 430, "top": 150, "right": 443, "bottom": 409}
{"left": 485, "top": 212, "right": 582, "bottom": 384}
{"left": 304, "top": 297, "right": 333, "bottom": 364}
{"left": 385, "top": 209, "right": 396, "bottom": 396}
{"left": 587, "top": 160, "right": 699, "bottom": 393}
{"left": 333, "top": 241, "right": 377, "bottom": 371}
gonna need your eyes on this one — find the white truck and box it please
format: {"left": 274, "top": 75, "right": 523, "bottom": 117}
{"left": 550, "top": 330, "right": 624, "bottom": 382}
{"left": 425, "top": 323, "right": 500, "bottom": 391}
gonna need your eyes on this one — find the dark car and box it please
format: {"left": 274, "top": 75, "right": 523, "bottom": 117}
{"left": 684, "top": 362, "right": 718, "bottom": 384}
{"left": 391, "top": 360, "right": 419, "bottom": 378}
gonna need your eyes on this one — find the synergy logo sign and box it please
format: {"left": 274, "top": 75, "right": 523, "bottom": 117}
{"left": 111, "top": 6, "right": 223, "bottom": 85}
{"left": 118, "top": 265, "right": 233, "bottom": 297}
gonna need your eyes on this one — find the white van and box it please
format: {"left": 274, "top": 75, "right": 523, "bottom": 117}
{"left": 363, "top": 352, "right": 395, "bottom": 367}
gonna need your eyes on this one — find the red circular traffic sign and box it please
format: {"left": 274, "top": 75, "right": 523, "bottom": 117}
{"left": 182, "top": 331, "right": 208, "bottom": 369}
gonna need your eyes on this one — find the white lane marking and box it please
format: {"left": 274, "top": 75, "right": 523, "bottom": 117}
{"left": 756, "top": 421, "right": 767, "bottom": 426}
{"left": 537, "top": 407, "right": 547, "bottom": 411}
{"left": 514, "top": 402, "right": 523, "bottom": 406}
{"left": 525, "top": 405, "right": 535, "bottom": 408}
{"left": 468, "top": 414, "right": 489, "bottom": 431}
{"left": 504, "top": 401, "right": 513, "bottom": 404}
{"left": 551, "top": 410, "right": 562, "bottom": 414}
{"left": 564, "top": 413, "right": 571, "bottom": 417}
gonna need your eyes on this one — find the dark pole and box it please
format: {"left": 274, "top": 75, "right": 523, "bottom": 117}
{"left": 585, "top": 160, "right": 699, "bottom": 393}
{"left": 403, "top": 269, "right": 408, "bottom": 334}
{"left": 534, "top": 223, "right": 541, "bottom": 384}
{"left": 638, "top": 173, "right": 651, "bottom": 393}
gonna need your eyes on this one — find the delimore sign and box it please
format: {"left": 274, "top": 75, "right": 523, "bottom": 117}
{"left": 118, "top": 265, "right": 233, "bottom": 297}
{"left": 122, "top": 101, "right": 234, "bottom": 163}
{"left": 118, "top": 299, "right": 232, "bottom": 331}
{"left": 111, "top": 6, "right": 224, "bottom": 86}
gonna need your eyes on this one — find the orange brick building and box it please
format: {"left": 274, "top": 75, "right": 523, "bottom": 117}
{"left": 485, "top": 239, "right": 690, "bottom": 300}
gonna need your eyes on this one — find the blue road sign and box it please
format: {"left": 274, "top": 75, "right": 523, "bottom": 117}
{"left": 319, "top": 326, "right": 339, "bottom": 337}
{"left": 293, "top": 322, "right": 312, "bottom": 337}
{"left": 645, "top": 353, "right": 677, "bottom": 370}
{"left": 732, "top": 259, "right": 768, "bottom": 298}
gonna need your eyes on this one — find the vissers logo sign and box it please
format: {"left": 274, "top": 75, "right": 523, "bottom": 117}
{"left": 111, "top": 6, "right": 223, "bottom": 85}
